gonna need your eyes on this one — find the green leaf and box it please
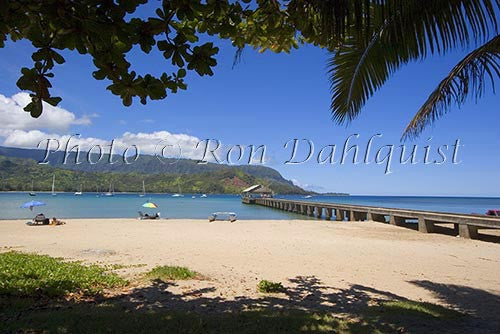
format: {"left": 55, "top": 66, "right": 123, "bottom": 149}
{"left": 24, "top": 100, "right": 43, "bottom": 118}
{"left": 50, "top": 50, "right": 66, "bottom": 65}
{"left": 177, "top": 68, "right": 187, "bottom": 78}
{"left": 44, "top": 96, "right": 62, "bottom": 107}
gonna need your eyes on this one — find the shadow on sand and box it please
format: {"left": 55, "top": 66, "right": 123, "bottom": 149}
{"left": 2, "top": 276, "right": 499, "bottom": 333}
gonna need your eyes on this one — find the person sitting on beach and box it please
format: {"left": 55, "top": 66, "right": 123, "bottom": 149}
{"left": 33, "top": 213, "right": 50, "bottom": 225}
{"left": 51, "top": 217, "right": 66, "bottom": 226}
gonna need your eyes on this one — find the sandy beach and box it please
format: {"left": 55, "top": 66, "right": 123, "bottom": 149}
{"left": 1, "top": 218, "right": 499, "bottom": 324}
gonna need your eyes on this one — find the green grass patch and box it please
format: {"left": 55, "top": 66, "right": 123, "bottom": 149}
{"left": 102, "top": 263, "right": 147, "bottom": 271}
{"left": 380, "top": 300, "right": 462, "bottom": 318}
{"left": 145, "top": 265, "right": 200, "bottom": 281}
{"left": 0, "top": 297, "right": 471, "bottom": 334}
{"left": 0, "top": 251, "right": 127, "bottom": 297}
{"left": 0, "top": 299, "right": 348, "bottom": 334}
{"left": 257, "top": 280, "right": 286, "bottom": 293}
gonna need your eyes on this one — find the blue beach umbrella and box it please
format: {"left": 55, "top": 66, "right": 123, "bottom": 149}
{"left": 20, "top": 200, "right": 46, "bottom": 211}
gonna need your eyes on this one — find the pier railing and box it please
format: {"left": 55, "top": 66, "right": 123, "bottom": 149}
{"left": 250, "top": 198, "right": 500, "bottom": 240}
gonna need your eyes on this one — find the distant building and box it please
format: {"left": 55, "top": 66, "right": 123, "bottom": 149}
{"left": 241, "top": 184, "right": 273, "bottom": 204}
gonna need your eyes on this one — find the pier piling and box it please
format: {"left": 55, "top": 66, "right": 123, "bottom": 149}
{"left": 249, "top": 198, "right": 500, "bottom": 241}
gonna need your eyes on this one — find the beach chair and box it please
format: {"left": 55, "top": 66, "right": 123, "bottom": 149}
{"left": 208, "top": 212, "right": 237, "bottom": 222}
{"left": 138, "top": 211, "right": 160, "bottom": 220}
{"left": 32, "top": 213, "right": 49, "bottom": 225}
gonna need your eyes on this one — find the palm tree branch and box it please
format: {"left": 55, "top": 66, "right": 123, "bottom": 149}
{"left": 402, "top": 34, "right": 500, "bottom": 140}
{"left": 326, "top": 0, "right": 499, "bottom": 124}
{"left": 346, "top": 14, "right": 396, "bottom": 108}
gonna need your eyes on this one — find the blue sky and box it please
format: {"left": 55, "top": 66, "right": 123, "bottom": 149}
{"left": 0, "top": 20, "right": 499, "bottom": 196}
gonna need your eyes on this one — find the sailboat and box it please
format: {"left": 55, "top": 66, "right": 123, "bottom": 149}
{"left": 172, "top": 185, "right": 183, "bottom": 197}
{"left": 104, "top": 181, "right": 114, "bottom": 196}
{"left": 74, "top": 183, "right": 83, "bottom": 196}
{"left": 51, "top": 175, "right": 57, "bottom": 196}
{"left": 95, "top": 184, "right": 100, "bottom": 197}
{"left": 29, "top": 180, "right": 36, "bottom": 196}
{"left": 201, "top": 194, "right": 207, "bottom": 198}
{"left": 139, "top": 180, "right": 146, "bottom": 197}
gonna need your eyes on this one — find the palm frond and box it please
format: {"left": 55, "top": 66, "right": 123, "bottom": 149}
{"left": 325, "top": 0, "right": 499, "bottom": 124}
{"left": 402, "top": 35, "right": 500, "bottom": 139}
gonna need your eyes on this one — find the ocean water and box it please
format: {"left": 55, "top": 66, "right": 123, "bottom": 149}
{"left": 1, "top": 192, "right": 499, "bottom": 220}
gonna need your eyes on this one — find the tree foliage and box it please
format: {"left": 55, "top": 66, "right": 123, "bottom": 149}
{"left": 404, "top": 35, "right": 500, "bottom": 139}
{"left": 1, "top": 0, "right": 499, "bottom": 137}
{"left": 0, "top": 154, "right": 308, "bottom": 194}
{"left": 1, "top": 0, "right": 304, "bottom": 118}
{"left": 326, "top": 0, "right": 500, "bottom": 138}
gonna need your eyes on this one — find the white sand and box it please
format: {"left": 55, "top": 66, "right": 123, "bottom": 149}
{"left": 1, "top": 218, "right": 499, "bottom": 318}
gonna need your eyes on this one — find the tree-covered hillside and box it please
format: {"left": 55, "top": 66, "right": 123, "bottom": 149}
{"left": 0, "top": 146, "right": 294, "bottom": 186}
{"left": 0, "top": 155, "right": 308, "bottom": 195}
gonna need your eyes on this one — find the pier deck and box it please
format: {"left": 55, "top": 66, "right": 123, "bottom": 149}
{"left": 249, "top": 198, "right": 500, "bottom": 240}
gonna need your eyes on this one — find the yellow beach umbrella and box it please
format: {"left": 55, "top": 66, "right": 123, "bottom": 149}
{"left": 142, "top": 201, "right": 158, "bottom": 208}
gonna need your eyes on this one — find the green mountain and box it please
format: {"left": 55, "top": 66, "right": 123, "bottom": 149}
{"left": 0, "top": 147, "right": 309, "bottom": 194}
{"left": 0, "top": 146, "right": 292, "bottom": 182}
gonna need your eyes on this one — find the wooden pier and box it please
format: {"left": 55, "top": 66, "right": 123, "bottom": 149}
{"left": 248, "top": 198, "right": 500, "bottom": 240}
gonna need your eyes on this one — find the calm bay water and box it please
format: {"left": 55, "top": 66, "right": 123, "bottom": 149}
{"left": 1, "top": 192, "right": 499, "bottom": 220}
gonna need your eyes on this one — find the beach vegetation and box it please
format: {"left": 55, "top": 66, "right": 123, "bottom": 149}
{"left": 102, "top": 263, "right": 148, "bottom": 271}
{"left": 145, "top": 265, "right": 200, "bottom": 281}
{"left": 0, "top": 253, "right": 473, "bottom": 333}
{"left": 257, "top": 280, "right": 286, "bottom": 293}
{"left": 0, "top": 296, "right": 468, "bottom": 333}
{"left": 379, "top": 300, "right": 462, "bottom": 319}
{"left": 0, "top": 251, "right": 127, "bottom": 297}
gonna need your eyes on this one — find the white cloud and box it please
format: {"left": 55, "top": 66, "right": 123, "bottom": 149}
{"left": 0, "top": 92, "right": 214, "bottom": 161}
{"left": 1, "top": 130, "right": 108, "bottom": 151}
{"left": 0, "top": 92, "right": 91, "bottom": 133}
{"left": 112, "top": 131, "right": 202, "bottom": 158}
{"left": 291, "top": 179, "right": 326, "bottom": 192}
{"left": 0, "top": 129, "right": 205, "bottom": 160}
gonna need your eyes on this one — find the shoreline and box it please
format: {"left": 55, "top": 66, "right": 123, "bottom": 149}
{"left": 0, "top": 217, "right": 312, "bottom": 221}
{"left": 2, "top": 191, "right": 500, "bottom": 198}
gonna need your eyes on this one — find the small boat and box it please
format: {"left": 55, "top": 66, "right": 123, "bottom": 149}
{"left": 201, "top": 194, "right": 207, "bottom": 198}
{"left": 304, "top": 195, "right": 313, "bottom": 199}
{"left": 139, "top": 180, "right": 146, "bottom": 197}
{"left": 51, "top": 175, "right": 57, "bottom": 196}
{"left": 104, "top": 181, "right": 114, "bottom": 196}
{"left": 29, "top": 180, "right": 36, "bottom": 196}
{"left": 172, "top": 185, "right": 184, "bottom": 197}
{"left": 486, "top": 209, "right": 500, "bottom": 217}
{"left": 74, "top": 183, "right": 83, "bottom": 196}
{"left": 208, "top": 212, "right": 237, "bottom": 222}
{"left": 192, "top": 195, "right": 196, "bottom": 199}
